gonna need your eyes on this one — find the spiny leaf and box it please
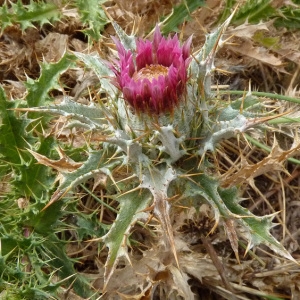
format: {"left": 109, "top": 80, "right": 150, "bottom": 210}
{"left": 26, "top": 53, "right": 75, "bottom": 107}
{"left": 103, "top": 189, "right": 152, "bottom": 288}
{"left": 76, "top": 0, "right": 109, "bottom": 41}
{"left": 14, "top": 136, "right": 56, "bottom": 201}
{"left": 0, "top": 87, "right": 55, "bottom": 200}
{"left": 74, "top": 51, "right": 118, "bottom": 97}
{"left": 155, "top": 125, "right": 186, "bottom": 163}
{"left": 217, "top": 93, "right": 263, "bottom": 120}
{"left": 43, "top": 149, "right": 121, "bottom": 208}
{"left": 191, "top": 8, "right": 236, "bottom": 77}
{"left": 27, "top": 147, "right": 83, "bottom": 173}
{"left": 21, "top": 97, "right": 108, "bottom": 130}
{"left": 40, "top": 236, "right": 94, "bottom": 298}
{"left": 0, "top": 0, "right": 61, "bottom": 31}
{"left": 112, "top": 21, "right": 136, "bottom": 52}
{"left": 0, "top": 87, "right": 31, "bottom": 165}
{"left": 183, "top": 174, "right": 296, "bottom": 262}
{"left": 27, "top": 206, "right": 63, "bottom": 237}
{"left": 141, "top": 166, "right": 179, "bottom": 267}
{"left": 190, "top": 9, "right": 236, "bottom": 115}
{"left": 198, "top": 92, "right": 288, "bottom": 156}
{"left": 219, "top": 186, "right": 296, "bottom": 262}
{"left": 197, "top": 114, "right": 249, "bottom": 155}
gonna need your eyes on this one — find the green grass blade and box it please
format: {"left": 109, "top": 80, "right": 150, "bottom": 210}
{"left": 161, "top": 0, "right": 205, "bottom": 34}
{"left": 219, "top": 90, "right": 300, "bottom": 104}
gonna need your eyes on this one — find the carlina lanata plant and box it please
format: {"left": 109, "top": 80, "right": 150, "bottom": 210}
{"left": 23, "top": 11, "right": 297, "bottom": 294}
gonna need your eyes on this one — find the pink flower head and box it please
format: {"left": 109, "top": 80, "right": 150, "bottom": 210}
{"left": 111, "top": 26, "right": 192, "bottom": 114}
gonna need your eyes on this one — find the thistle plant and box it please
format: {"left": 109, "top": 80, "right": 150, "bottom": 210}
{"left": 17, "top": 11, "right": 298, "bottom": 297}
